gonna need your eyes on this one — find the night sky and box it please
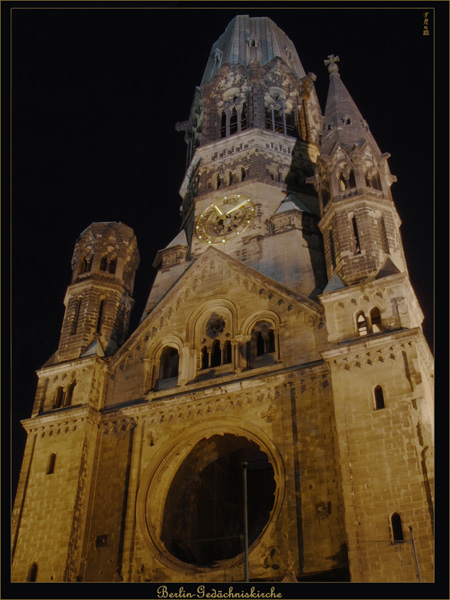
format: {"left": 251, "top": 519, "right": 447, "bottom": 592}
{"left": 7, "top": 3, "right": 440, "bottom": 505}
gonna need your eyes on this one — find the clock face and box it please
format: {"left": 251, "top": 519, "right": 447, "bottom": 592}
{"left": 195, "top": 194, "right": 255, "bottom": 244}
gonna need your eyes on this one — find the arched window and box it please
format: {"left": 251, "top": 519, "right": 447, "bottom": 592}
{"left": 100, "top": 255, "right": 108, "bottom": 271}
{"left": 249, "top": 321, "right": 276, "bottom": 366}
{"left": 256, "top": 331, "right": 265, "bottom": 356}
{"left": 241, "top": 167, "right": 246, "bottom": 181}
{"left": 108, "top": 256, "right": 117, "bottom": 274}
{"left": 201, "top": 346, "right": 209, "bottom": 370}
{"left": 220, "top": 111, "right": 226, "bottom": 138}
{"left": 78, "top": 254, "right": 92, "bottom": 276}
{"left": 159, "top": 347, "right": 179, "bottom": 382}
{"left": 223, "top": 340, "right": 232, "bottom": 364}
{"left": 373, "top": 385, "right": 385, "bottom": 410}
{"left": 229, "top": 107, "right": 238, "bottom": 135}
{"left": 348, "top": 170, "right": 356, "bottom": 188}
{"left": 47, "top": 453, "right": 56, "bottom": 474}
{"left": 28, "top": 562, "right": 38, "bottom": 582}
{"left": 216, "top": 174, "right": 222, "bottom": 189}
{"left": 370, "top": 307, "right": 382, "bottom": 332}
{"left": 54, "top": 387, "right": 64, "bottom": 409}
{"left": 371, "top": 172, "right": 382, "bottom": 190}
{"left": 365, "top": 170, "right": 382, "bottom": 191}
{"left": 210, "top": 339, "right": 222, "bottom": 367}
{"left": 65, "top": 381, "right": 76, "bottom": 406}
{"left": 273, "top": 108, "right": 284, "bottom": 133}
{"left": 390, "top": 512, "right": 404, "bottom": 543}
{"left": 356, "top": 312, "right": 368, "bottom": 336}
{"left": 285, "top": 110, "right": 297, "bottom": 136}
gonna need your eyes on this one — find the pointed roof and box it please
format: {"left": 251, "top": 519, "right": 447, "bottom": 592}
{"left": 81, "top": 338, "right": 105, "bottom": 358}
{"left": 165, "top": 229, "right": 188, "bottom": 248}
{"left": 320, "top": 55, "right": 380, "bottom": 156}
{"left": 323, "top": 271, "right": 346, "bottom": 292}
{"left": 375, "top": 256, "right": 401, "bottom": 279}
{"left": 201, "top": 15, "right": 305, "bottom": 84}
{"left": 274, "top": 193, "right": 312, "bottom": 215}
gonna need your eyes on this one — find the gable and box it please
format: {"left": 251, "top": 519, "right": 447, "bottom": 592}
{"left": 111, "top": 246, "right": 323, "bottom": 368}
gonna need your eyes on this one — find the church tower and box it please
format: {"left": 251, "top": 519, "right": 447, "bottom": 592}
{"left": 12, "top": 16, "right": 433, "bottom": 585}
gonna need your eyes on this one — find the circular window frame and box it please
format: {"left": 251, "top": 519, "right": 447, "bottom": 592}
{"left": 135, "top": 417, "right": 285, "bottom": 574}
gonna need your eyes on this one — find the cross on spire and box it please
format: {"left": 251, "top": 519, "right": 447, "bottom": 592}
{"left": 324, "top": 54, "right": 340, "bottom": 74}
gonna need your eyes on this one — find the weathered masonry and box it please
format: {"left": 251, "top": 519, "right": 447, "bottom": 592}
{"left": 12, "top": 15, "right": 434, "bottom": 583}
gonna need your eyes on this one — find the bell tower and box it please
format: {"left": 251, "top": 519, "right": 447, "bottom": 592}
{"left": 144, "top": 15, "right": 326, "bottom": 317}
{"left": 313, "top": 55, "right": 407, "bottom": 285}
{"left": 12, "top": 15, "right": 433, "bottom": 585}
{"left": 58, "top": 222, "right": 139, "bottom": 361}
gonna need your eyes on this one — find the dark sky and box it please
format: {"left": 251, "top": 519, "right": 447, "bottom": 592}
{"left": 7, "top": 3, "right": 440, "bottom": 500}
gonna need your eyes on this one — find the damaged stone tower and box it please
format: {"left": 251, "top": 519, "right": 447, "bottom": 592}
{"left": 12, "top": 15, "right": 434, "bottom": 583}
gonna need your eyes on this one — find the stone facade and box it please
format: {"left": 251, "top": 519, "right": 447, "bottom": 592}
{"left": 12, "top": 15, "right": 433, "bottom": 584}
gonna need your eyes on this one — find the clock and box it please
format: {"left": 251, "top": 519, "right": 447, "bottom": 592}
{"left": 195, "top": 194, "right": 255, "bottom": 244}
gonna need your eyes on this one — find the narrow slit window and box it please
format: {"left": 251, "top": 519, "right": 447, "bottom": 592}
{"left": 220, "top": 111, "right": 226, "bottom": 138}
{"left": 96, "top": 299, "right": 105, "bottom": 334}
{"left": 329, "top": 229, "right": 336, "bottom": 269}
{"left": 241, "top": 102, "right": 247, "bottom": 131}
{"left": 28, "top": 563, "right": 38, "bottom": 582}
{"left": 390, "top": 513, "right": 404, "bottom": 543}
{"left": 229, "top": 107, "right": 238, "bottom": 135}
{"left": 351, "top": 215, "right": 361, "bottom": 254}
{"left": 374, "top": 385, "right": 385, "bottom": 410}
{"left": 47, "top": 453, "right": 56, "bottom": 474}
{"left": 71, "top": 297, "right": 82, "bottom": 335}
{"left": 378, "top": 216, "right": 390, "bottom": 254}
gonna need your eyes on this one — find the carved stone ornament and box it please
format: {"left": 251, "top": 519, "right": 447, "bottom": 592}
{"left": 205, "top": 313, "right": 226, "bottom": 338}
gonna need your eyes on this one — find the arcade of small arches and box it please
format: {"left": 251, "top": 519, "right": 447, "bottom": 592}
{"left": 356, "top": 306, "right": 383, "bottom": 337}
{"left": 320, "top": 163, "right": 384, "bottom": 209}
{"left": 218, "top": 100, "right": 298, "bottom": 140}
{"left": 151, "top": 315, "right": 279, "bottom": 392}
{"left": 210, "top": 166, "right": 248, "bottom": 190}
{"left": 76, "top": 251, "right": 118, "bottom": 280}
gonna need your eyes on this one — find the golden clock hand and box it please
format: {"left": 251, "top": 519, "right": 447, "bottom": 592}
{"left": 226, "top": 199, "right": 249, "bottom": 214}
{"left": 212, "top": 204, "right": 223, "bottom": 215}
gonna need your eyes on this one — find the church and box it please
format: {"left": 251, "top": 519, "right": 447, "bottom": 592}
{"left": 11, "top": 15, "right": 434, "bottom": 584}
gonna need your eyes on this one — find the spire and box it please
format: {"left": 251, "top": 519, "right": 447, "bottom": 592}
{"left": 320, "top": 55, "right": 380, "bottom": 156}
{"left": 201, "top": 15, "right": 306, "bottom": 84}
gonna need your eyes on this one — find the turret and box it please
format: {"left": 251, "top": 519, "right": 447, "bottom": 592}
{"left": 57, "top": 222, "right": 139, "bottom": 362}
{"left": 312, "top": 55, "right": 406, "bottom": 286}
